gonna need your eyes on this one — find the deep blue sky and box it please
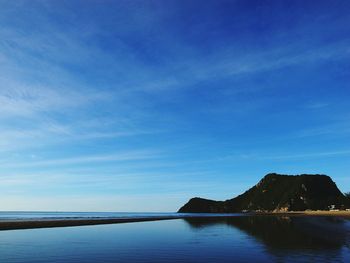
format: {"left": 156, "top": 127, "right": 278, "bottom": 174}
{"left": 0, "top": 0, "right": 349, "bottom": 211}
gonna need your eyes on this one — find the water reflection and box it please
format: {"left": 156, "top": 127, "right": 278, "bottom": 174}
{"left": 0, "top": 216, "right": 349, "bottom": 262}
{"left": 184, "top": 216, "right": 350, "bottom": 251}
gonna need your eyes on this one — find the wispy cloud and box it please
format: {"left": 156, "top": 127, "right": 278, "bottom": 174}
{"left": 304, "top": 102, "right": 330, "bottom": 109}
{"left": 0, "top": 1, "right": 349, "bottom": 211}
{"left": 1, "top": 150, "right": 160, "bottom": 169}
{"left": 189, "top": 40, "right": 350, "bottom": 85}
{"left": 296, "top": 121, "right": 350, "bottom": 138}
{"left": 0, "top": 83, "right": 109, "bottom": 118}
{"left": 261, "top": 150, "right": 350, "bottom": 160}
{"left": 220, "top": 149, "right": 350, "bottom": 162}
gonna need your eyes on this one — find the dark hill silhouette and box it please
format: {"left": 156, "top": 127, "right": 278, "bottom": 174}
{"left": 178, "top": 173, "right": 349, "bottom": 213}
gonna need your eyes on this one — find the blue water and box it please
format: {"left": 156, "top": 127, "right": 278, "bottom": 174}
{"left": 0, "top": 211, "right": 180, "bottom": 221}
{"left": 0, "top": 215, "right": 349, "bottom": 262}
{"left": 0, "top": 211, "right": 241, "bottom": 221}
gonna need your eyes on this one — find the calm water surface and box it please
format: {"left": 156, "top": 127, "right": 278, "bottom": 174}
{"left": 0, "top": 216, "right": 349, "bottom": 262}
{"left": 0, "top": 211, "right": 238, "bottom": 220}
{"left": 0, "top": 211, "right": 180, "bottom": 220}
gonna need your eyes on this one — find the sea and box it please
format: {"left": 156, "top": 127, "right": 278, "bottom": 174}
{"left": 0, "top": 212, "right": 349, "bottom": 262}
{"left": 0, "top": 211, "right": 183, "bottom": 221}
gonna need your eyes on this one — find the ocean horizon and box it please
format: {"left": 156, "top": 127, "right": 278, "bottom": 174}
{"left": 0, "top": 211, "right": 246, "bottom": 221}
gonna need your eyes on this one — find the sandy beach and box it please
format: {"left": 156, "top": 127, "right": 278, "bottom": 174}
{"left": 252, "top": 210, "right": 350, "bottom": 217}
{"left": 298, "top": 210, "right": 350, "bottom": 217}
{"left": 0, "top": 216, "right": 183, "bottom": 231}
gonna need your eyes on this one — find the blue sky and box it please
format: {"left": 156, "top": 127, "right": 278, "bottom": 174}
{"left": 0, "top": 0, "right": 349, "bottom": 212}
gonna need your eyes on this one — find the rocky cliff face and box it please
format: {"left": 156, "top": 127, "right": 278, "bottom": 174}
{"left": 178, "top": 173, "right": 349, "bottom": 213}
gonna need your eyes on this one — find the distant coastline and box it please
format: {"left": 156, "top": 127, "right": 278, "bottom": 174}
{"left": 250, "top": 210, "right": 350, "bottom": 217}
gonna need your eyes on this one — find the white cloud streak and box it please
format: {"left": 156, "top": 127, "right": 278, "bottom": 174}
{"left": 1, "top": 150, "right": 160, "bottom": 168}
{"left": 221, "top": 149, "right": 350, "bottom": 162}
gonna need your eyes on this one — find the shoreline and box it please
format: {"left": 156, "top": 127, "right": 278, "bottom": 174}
{"left": 0, "top": 216, "right": 183, "bottom": 231}
{"left": 250, "top": 210, "right": 350, "bottom": 217}
{"left": 1, "top": 210, "right": 350, "bottom": 231}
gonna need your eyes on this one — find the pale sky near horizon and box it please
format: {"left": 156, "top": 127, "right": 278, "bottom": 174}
{"left": 0, "top": 0, "right": 350, "bottom": 212}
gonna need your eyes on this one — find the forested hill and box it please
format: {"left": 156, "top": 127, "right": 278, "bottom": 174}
{"left": 178, "top": 173, "right": 349, "bottom": 213}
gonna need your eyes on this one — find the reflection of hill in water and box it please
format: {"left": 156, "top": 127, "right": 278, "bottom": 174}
{"left": 184, "top": 216, "right": 350, "bottom": 251}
